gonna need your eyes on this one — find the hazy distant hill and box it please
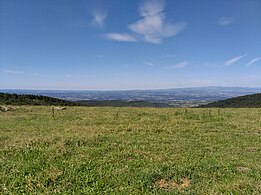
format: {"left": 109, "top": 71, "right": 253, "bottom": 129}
{"left": 0, "top": 93, "right": 80, "bottom": 106}
{"left": 200, "top": 93, "right": 261, "bottom": 108}
{"left": 77, "top": 100, "right": 172, "bottom": 108}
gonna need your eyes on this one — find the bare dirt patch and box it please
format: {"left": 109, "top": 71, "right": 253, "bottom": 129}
{"left": 245, "top": 147, "right": 259, "bottom": 152}
{"left": 155, "top": 178, "right": 191, "bottom": 190}
{"left": 236, "top": 166, "right": 250, "bottom": 173}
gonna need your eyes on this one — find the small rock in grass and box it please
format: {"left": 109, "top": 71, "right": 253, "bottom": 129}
{"left": 54, "top": 107, "right": 67, "bottom": 110}
{"left": 0, "top": 106, "right": 11, "bottom": 112}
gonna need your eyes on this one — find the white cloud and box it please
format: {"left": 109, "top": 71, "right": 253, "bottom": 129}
{"left": 246, "top": 57, "right": 261, "bottom": 66}
{"left": 105, "top": 33, "right": 136, "bottom": 42}
{"left": 1, "top": 70, "right": 46, "bottom": 77}
{"left": 171, "top": 61, "right": 188, "bottom": 69}
{"left": 91, "top": 9, "right": 107, "bottom": 28}
{"left": 3, "top": 70, "right": 24, "bottom": 74}
{"left": 143, "top": 61, "right": 154, "bottom": 66}
{"left": 128, "top": 0, "right": 187, "bottom": 44}
{"left": 218, "top": 17, "right": 234, "bottom": 26}
{"left": 104, "top": 0, "right": 187, "bottom": 44}
{"left": 225, "top": 54, "right": 247, "bottom": 66}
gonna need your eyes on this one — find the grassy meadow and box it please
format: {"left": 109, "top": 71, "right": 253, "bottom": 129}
{"left": 0, "top": 106, "right": 261, "bottom": 194}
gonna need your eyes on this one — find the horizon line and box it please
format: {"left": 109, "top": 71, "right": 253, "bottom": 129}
{"left": 1, "top": 85, "right": 261, "bottom": 91}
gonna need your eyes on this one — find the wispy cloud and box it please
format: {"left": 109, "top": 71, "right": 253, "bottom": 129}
{"left": 128, "top": 0, "right": 187, "bottom": 44}
{"left": 91, "top": 8, "right": 107, "bottom": 28}
{"left": 2, "top": 70, "right": 47, "bottom": 77}
{"left": 225, "top": 54, "right": 247, "bottom": 66}
{"left": 171, "top": 61, "right": 188, "bottom": 69}
{"left": 143, "top": 61, "right": 154, "bottom": 66}
{"left": 3, "top": 70, "right": 24, "bottom": 74}
{"left": 246, "top": 57, "right": 261, "bottom": 66}
{"left": 105, "top": 33, "right": 136, "bottom": 42}
{"left": 105, "top": 0, "right": 187, "bottom": 44}
{"left": 218, "top": 17, "right": 234, "bottom": 26}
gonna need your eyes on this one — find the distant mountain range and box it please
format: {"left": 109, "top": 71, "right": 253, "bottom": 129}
{"left": 1, "top": 87, "right": 261, "bottom": 107}
{"left": 200, "top": 93, "right": 261, "bottom": 108}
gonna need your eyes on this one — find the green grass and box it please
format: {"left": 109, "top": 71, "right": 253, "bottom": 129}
{"left": 1, "top": 106, "right": 261, "bottom": 194}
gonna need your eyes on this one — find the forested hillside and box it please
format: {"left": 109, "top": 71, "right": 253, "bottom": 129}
{"left": 200, "top": 93, "right": 261, "bottom": 108}
{"left": 0, "top": 93, "right": 79, "bottom": 106}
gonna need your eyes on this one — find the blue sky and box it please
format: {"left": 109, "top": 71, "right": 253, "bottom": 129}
{"left": 0, "top": 0, "right": 261, "bottom": 89}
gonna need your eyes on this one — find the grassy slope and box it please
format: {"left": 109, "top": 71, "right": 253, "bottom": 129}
{"left": 0, "top": 107, "right": 261, "bottom": 194}
{"left": 201, "top": 93, "right": 261, "bottom": 108}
